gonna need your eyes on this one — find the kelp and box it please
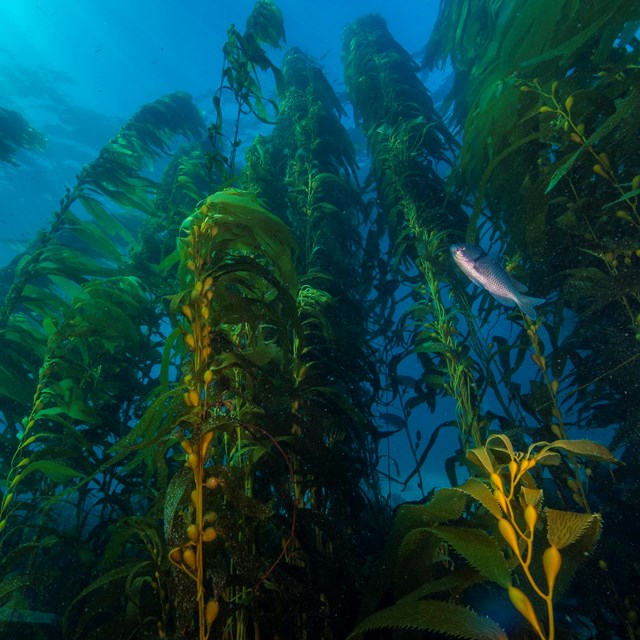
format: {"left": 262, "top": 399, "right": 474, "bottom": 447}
{"left": 0, "top": 91, "right": 210, "bottom": 639}
{"left": 423, "top": 0, "right": 640, "bottom": 635}
{"left": 161, "top": 190, "right": 300, "bottom": 639}
{"left": 342, "top": 15, "right": 486, "bottom": 473}
{"left": 1, "top": 1, "right": 636, "bottom": 638}
{"left": 0, "top": 276, "right": 156, "bottom": 532}
{"left": 0, "top": 277, "right": 161, "bottom": 640}
{"left": 210, "top": 0, "right": 286, "bottom": 178}
{"left": 0, "top": 91, "right": 205, "bottom": 427}
{"left": 0, "top": 106, "right": 46, "bottom": 165}
{"left": 353, "top": 434, "right": 614, "bottom": 640}
{"left": 242, "top": 48, "right": 385, "bottom": 637}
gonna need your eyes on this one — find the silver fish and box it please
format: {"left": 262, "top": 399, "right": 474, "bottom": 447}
{"left": 450, "top": 243, "right": 545, "bottom": 320}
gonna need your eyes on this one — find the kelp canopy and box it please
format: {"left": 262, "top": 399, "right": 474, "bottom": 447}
{"left": 0, "top": 0, "right": 639, "bottom": 639}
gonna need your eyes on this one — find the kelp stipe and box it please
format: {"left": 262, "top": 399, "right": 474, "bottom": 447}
{"left": 164, "top": 189, "right": 300, "bottom": 639}
{"left": 349, "top": 434, "right": 616, "bottom": 640}
{"left": 342, "top": 15, "right": 485, "bottom": 471}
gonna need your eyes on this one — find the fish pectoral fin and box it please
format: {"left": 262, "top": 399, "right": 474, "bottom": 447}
{"left": 467, "top": 274, "right": 485, "bottom": 288}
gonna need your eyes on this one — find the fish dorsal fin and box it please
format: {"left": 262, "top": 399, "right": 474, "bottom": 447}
{"left": 498, "top": 267, "right": 528, "bottom": 293}
{"left": 512, "top": 279, "right": 528, "bottom": 293}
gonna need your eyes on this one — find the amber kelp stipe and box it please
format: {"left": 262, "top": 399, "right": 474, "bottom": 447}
{"left": 0, "top": 0, "right": 638, "bottom": 638}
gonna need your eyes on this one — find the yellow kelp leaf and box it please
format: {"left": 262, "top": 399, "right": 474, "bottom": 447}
{"left": 467, "top": 446, "right": 495, "bottom": 476}
{"left": 545, "top": 439, "right": 619, "bottom": 464}
{"left": 485, "top": 433, "right": 515, "bottom": 460}
{"left": 455, "top": 477, "right": 503, "bottom": 519}
{"left": 546, "top": 508, "right": 603, "bottom": 549}
{"left": 519, "top": 487, "right": 543, "bottom": 508}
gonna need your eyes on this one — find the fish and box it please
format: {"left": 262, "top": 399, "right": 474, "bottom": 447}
{"left": 450, "top": 243, "right": 545, "bottom": 320}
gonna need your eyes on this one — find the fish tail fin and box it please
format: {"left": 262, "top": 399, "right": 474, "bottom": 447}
{"left": 516, "top": 294, "right": 546, "bottom": 320}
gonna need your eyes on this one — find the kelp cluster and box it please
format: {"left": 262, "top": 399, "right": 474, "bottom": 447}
{"left": 0, "top": 0, "right": 636, "bottom": 638}
{"left": 420, "top": 0, "right": 640, "bottom": 635}
{"left": 349, "top": 435, "right": 613, "bottom": 640}
{"left": 0, "top": 106, "right": 46, "bottom": 165}
{"left": 0, "top": 2, "right": 381, "bottom": 639}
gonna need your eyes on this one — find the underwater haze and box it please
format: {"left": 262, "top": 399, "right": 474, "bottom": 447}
{"left": 0, "top": 0, "right": 436, "bottom": 258}
{"left": 0, "top": 1, "right": 639, "bottom": 639}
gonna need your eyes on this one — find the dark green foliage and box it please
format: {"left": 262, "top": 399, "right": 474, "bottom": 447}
{"left": 243, "top": 47, "right": 385, "bottom": 638}
{"left": 0, "top": 1, "right": 634, "bottom": 638}
{"left": 343, "top": 14, "right": 465, "bottom": 239}
{"left": 0, "top": 106, "right": 46, "bottom": 165}
{"left": 0, "top": 90, "right": 208, "bottom": 639}
{"left": 342, "top": 14, "right": 487, "bottom": 479}
{"left": 349, "top": 600, "right": 508, "bottom": 640}
{"left": 421, "top": 0, "right": 640, "bottom": 635}
{"left": 0, "top": 91, "right": 206, "bottom": 426}
{"left": 210, "top": 0, "right": 286, "bottom": 178}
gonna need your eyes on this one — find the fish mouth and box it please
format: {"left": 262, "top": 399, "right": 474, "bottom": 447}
{"left": 450, "top": 244, "right": 464, "bottom": 256}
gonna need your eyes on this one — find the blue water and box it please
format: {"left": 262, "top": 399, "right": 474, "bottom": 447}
{"left": 0, "top": 1, "right": 439, "bottom": 253}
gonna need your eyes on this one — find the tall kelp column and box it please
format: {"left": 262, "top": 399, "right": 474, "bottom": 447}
{"left": 242, "top": 47, "right": 384, "bottom": 638}
{"left": 423, "top": 0, "right": 640, "bottom": 636}
{"left": 342, "top": 12, "right": 620, "bottom": 640}
{"left": 0, "top": 2, "right": 384, "bottom": 640}
{"left": 342, "top": 15, "right": 485, "bottom": 454}
{"left": 0, "top": 92, "right": 211, "bottom": 639}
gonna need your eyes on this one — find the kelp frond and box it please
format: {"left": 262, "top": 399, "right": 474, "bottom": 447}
{"left": 0, "top": 106, "right": 46, "bottom": 165}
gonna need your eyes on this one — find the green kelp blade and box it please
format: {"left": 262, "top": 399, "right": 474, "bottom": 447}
{"left": 19, "top": 460, "right": 82, "bottom": 484}
{"left": 0, "top": 574, "right": 30, "bottom": 600}
{"left": 454, "top": 477, "right": 503, "bottom": 520}
{"left": 427, "top": 525, "right": 511, "bottom": 589}
{"left": 63, "top": 560, "right": 152, "bottom": 639}
{"left": 552, "top": 439, "right": 619, "bottom": 463}
{"left": 78, "top": 196, "right": 135, "bottom": 244}
{"left": 546, "top": 84, "right": 640, "bottom": 194}
{"left": 163, "top": 469, "right": 193, "bottom": 541}
{"left": 0, "top": 361, "right": 34, "bottom": 405}
{"left": 603, "top": 187, "right": 640, "bottom": 209}
{"left": 348, "top": 600, "right": 507, "bottom": 640}
{"left": 398, "top": 566, "right": 485, "bottom": 604}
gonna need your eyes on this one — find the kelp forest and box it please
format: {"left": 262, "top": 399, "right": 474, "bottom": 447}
{"left": 0, "top": 0, "right": 639, "bottom": 638}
